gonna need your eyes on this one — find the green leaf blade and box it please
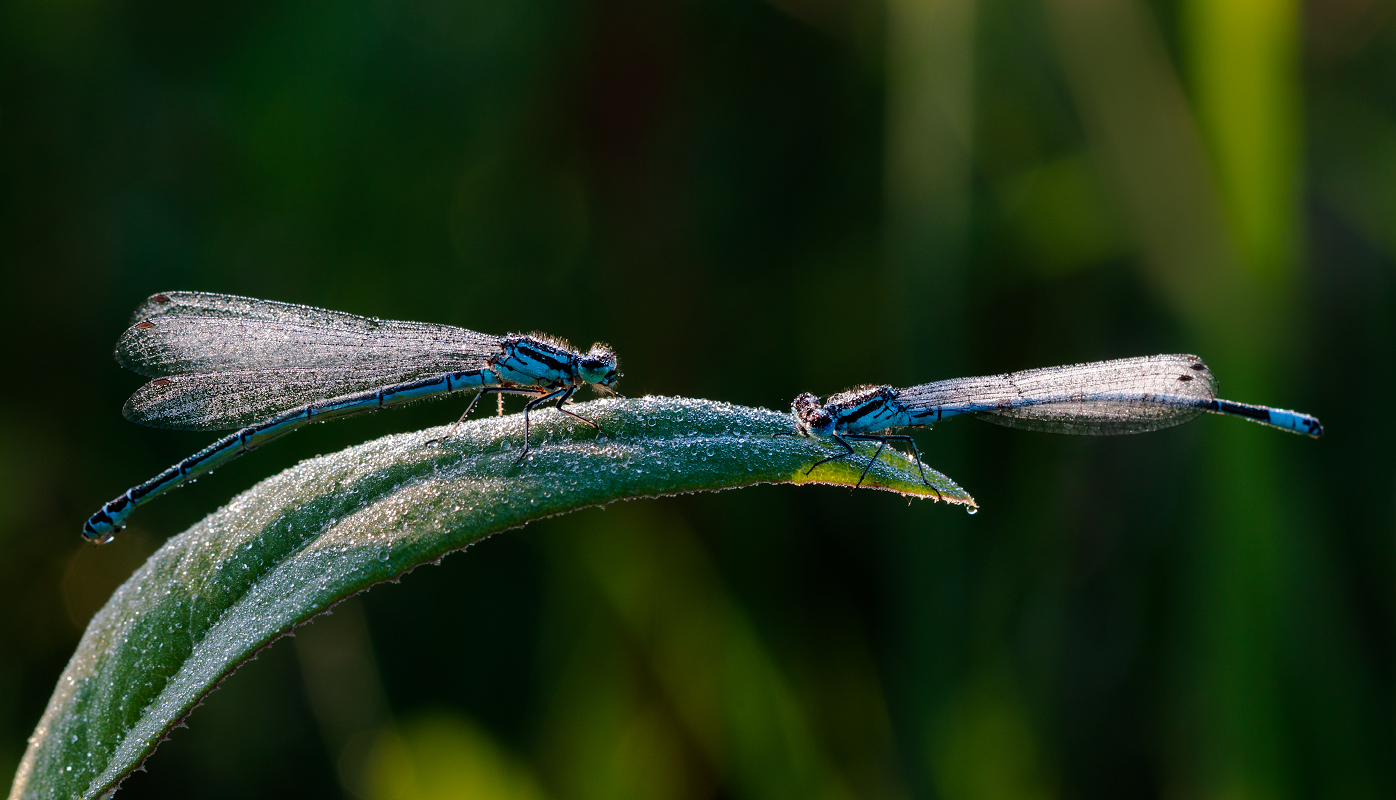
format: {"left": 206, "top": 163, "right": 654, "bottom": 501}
{"left": 11, "top": 397, "right": 973, "bottom": 800}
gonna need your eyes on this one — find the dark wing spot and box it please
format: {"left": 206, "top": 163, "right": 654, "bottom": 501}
{"left": 152, "top": 378, "right": 171, "bottom": 387}
{"left": 1177, "top": 374, "right": 1194, "bottom": 382}
{"left": 152, "top": 294, "right": 171, "bottom": 303}
{"left": 135, "top": 320, "right": 156, "bottom": 330}
{"left": 1190, "top": 363, "right": 1206, "bottom": 370}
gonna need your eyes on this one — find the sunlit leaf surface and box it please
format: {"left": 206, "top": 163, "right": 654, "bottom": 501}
{"left": 11, "top": 397, "right": 971, "bottom": 800}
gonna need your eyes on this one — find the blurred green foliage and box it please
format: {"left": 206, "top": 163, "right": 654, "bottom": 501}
{"left": 1, "top": 0, "right": 1389, "bottom": 796}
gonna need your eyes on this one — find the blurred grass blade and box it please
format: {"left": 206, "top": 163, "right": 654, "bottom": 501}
{"left": 10, "top": 396, "right": 972, "bottom": 800}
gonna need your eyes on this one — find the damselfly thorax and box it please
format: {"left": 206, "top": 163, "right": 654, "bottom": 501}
{"left": 493, "top": 334, "right": 619, "bottom": 391}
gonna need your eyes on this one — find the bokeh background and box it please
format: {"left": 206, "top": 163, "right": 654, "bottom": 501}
{"left": 2, "top": 0, "right": 1391, "bottom": 796}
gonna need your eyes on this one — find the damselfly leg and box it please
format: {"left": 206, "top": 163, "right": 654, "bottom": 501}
{"left": 804, "top": 435, "right": 856, "bottom": 474}
{"left": 792, "top": 430, "right": 939, "bottom": 497}
{"left": 429, "top": 384, "right": 605, "bottom": 462}
{"left": 516, "top": 385, "right": 603, "bottom": 460}
{"left": 427, "top": 386, "right": 544, "bottom": 445}
{"left": 548, "top": 386, "right": 603, "bottom": 433}
{"left": 843, "top": 434, "right": 938, "bottom": 498}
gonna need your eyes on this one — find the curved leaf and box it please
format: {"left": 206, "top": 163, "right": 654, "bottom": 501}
{"left": 10, "top": 397, "right": 974, "bottom": 800}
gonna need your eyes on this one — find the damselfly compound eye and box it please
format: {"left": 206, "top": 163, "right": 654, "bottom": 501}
{"left": 580, "top": 343, "right": 619, "bottom": 386}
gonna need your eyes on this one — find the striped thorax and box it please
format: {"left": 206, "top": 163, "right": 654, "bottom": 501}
{"left": 792, "top": 386, "right": 905, "bottom": 439}
{"left": 492, "top": 335, "right": 620, "bottom": 392}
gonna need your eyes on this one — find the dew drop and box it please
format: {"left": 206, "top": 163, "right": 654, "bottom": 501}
{"left": 377, "top": 548, "right": 390, "bottom": 562}
{"left": 966, "top": 506, "right": 978, "bottom": 516}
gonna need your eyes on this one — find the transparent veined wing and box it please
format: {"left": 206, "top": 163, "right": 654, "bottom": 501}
{"left": 122, "top": 365, "right": 486, "bottom": 431}
{"left": 117, "top": 292, "right": 501, "bottom": 378}
{"left": 898, "top": 354, "right": 1218, "bottom": 435}
{"left": 131, "top": 291, "right": 446, "bottom": 329}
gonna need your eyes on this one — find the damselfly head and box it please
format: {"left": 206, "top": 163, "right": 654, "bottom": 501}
{"left": 791, "top": 393, "right": 834, "bottom": 437}
{"left": 579, "top": 343, "right": 620, "bottom": 387}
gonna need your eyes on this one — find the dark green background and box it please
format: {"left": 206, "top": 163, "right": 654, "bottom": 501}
{"left": 2, "top": 0, "right": 1389, "bottom": 797}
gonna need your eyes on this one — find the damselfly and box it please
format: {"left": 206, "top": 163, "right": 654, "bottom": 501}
{"left": 84, "top": 292, "right": 621, "bottom": 544}
{"left": 786, "top": 354, "right": 1322, "bottom": 488}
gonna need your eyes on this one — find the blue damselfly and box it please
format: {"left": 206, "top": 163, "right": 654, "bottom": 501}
{"left": 786, "top": 354, "right": 1322, "bottom": 488}
{"left": 84, "top": 292, "right": 620, "bottom": 544}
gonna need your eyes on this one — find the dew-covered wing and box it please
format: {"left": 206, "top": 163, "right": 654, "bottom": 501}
{"left": 117, "top": 292, "right": 501, "bottom": 378}
{"left": 897, "top": 354, "right": 1218, "bottom": 435}
{"left": 123, "top": 366, "right": 470, "bottom": 431}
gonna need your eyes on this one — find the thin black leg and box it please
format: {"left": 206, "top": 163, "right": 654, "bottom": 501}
{"left": 518, "top": 385, "right": 611, "bottom": 463}
{"left": 799, "top": 432, "right": 940, "bottom": 498}
{"left": 427, "top": 387, "right": 543, "bottom": 444}
{"left": 844, "top": 433, "right": 939, "bottom": 500}
{"left": 805, "top": 435, "right": 857, "bottom": 475}
{"left": 551, "top": 386, "right": 602, "bottom": 433}
{"left": 851, "top": 437, "right": 889, "bottom": 489}
{"left": 517, "top": 387, "right": 572, "bottom": 463}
